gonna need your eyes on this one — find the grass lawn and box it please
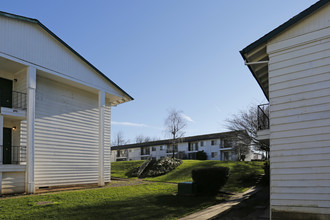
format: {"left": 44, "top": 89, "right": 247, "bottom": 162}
{"left": 0, "top": 182, "right": 219, "bottom": 220}
{"left": 113, "top": 160, "right": 264, "bottom": 192}
{"left": 1, "top": 160, "right": 264, "bottom": 219}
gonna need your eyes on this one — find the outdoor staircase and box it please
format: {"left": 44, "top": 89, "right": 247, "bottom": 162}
{"left": 137, "top": 156, "right": 155, "bottom": 178}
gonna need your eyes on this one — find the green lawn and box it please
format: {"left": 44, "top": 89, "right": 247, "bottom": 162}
{"left": 0, "top": 182, "right": 218, "bottom": 220}
{"left": 113, "top": 160, "right": 264, "bottom": 192}
{"left": 0, "top": 160, "right": 263, "bottom": 219}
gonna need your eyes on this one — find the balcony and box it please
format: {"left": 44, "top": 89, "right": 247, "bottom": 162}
{"left": 0, "top": 91, "right": 27, "bottom": 119}
{"left": 0, "top": 91, "right": 27, "bottom": 110}
{"left": 257, "top": 104, "right": 270, "bottom": 142}
{"left": 258, "top": 104, "right": 269, "bottom": 130}
{"left": 0, "top": 145, "right": 26, "bottom": 165}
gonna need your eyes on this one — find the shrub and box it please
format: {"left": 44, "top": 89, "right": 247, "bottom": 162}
{"left": 145, "top": 157, "right": 182, "bottom": 177}
{"left": 263, "top": 160, "right": 270, "bottom": 184}
{"left": 196, "top": 151, "right": 207, "bottom": 160}
{"left": 192, "top": 167, "right": 230, "bottom": 195}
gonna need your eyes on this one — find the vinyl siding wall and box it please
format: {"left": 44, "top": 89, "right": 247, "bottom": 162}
{"left": 27, "top": 75, "right": 110, "bottom": 187}
{"left": 2, "top": 172, "right": 25, "bottom": 194}
{"left": 267, "top": 6, "right": 330, "bottom": 214}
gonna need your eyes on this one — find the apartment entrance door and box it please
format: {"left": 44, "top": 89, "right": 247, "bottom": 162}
{"left": 0, "top": 77, "right": 13, "bottom": 108}
{"left": 3, "top": 127, "right": 12, "bottom": 164}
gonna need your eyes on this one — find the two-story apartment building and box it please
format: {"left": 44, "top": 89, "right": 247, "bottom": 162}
{"left": 111, "top": 131, "right": 258, "bottom": 162}
{"left": 240, "top": 0, "right": 329, "bottom": 219}
{"left": 0, "top": 11, "right": 132, "bottom": 195}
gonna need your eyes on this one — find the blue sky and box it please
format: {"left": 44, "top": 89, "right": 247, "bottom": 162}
{"left": 2, "top": 0, "right": 318, "bottom": 143}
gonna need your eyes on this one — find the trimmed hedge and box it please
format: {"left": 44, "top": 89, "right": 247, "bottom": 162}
{"left": 192, "top": 167, "right": 230, "bottom": 195}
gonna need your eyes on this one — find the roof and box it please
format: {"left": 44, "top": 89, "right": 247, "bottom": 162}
{"left": 240, "top": 0, "right": 329, "bottom": 100}
{"left": 112, "top": 130, "right": 246, "bottom": 150}
{"left": 0, "top": 11, "right": 133, "bottom": 101}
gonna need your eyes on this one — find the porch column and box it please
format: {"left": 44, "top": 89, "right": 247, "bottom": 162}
{"left": 98, "top": 90, "right": 105, "bottom": 186}
{"left": 26, "top": 66, "right": 36, "bottom": 194}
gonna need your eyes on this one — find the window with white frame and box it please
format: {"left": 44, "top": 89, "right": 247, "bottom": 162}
{"left": 152, "top": 146, "right": 156, "bottom": 151}
{"left": 200, "top": 141, "right": 204, "bottom": 147}
{"left": 211, "top": 140, "right": 217, "bottom": 145}
{"left": 211, "top": 152, "right": 218, "bottom": 158}
{"left": 160, "top": 145, "right": 165, "bottom": 151}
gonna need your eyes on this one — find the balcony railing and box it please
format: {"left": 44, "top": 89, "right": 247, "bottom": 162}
{"left": 0, "top": 145, "right": 26, "bottom": 165}
{"left": 258, "top": 104, "right": 269, "bottom": 130}
{"left": 0, "top": 91, "right": 27, "bottom": 110}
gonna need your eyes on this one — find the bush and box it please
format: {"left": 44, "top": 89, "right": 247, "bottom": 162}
{"left": 263, "top": 160, "right": 270, "bottom": 184}
{"left": 196, "top": 151, "right": 207, "bottom": 160}
{"left": 192, "top": 167, "right": 230, "bottom": 195}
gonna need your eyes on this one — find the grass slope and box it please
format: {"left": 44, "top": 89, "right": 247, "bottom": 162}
{"left": 0, "top": 183, "right": 218, "bottom": 220}
{"left": 111, "top": 160, "right": 144, "bottom": 178}
{"left": 113, "top": 160, "right": 264, "bottom": 192}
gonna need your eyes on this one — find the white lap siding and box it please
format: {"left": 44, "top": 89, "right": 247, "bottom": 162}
{"left": 267, "top": 9, "right": 330, "bottom": 215}
{"left": 2, "top": 172, "right": 25, "bottom": 194}
{"left": 33, "top": 76, "right": 100, "bottom": 187}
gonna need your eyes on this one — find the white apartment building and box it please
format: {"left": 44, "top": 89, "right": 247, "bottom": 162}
{"left": 111, "top": 131, "right": 258, "bottom": 162}
{"left": 240, "top": 0, "right": 330, "bottom": 219}
{"left": 0, "top": 11, "right": 132, "bottom": 195}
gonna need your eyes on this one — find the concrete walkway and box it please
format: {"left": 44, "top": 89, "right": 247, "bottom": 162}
{"left": 179, "top": 187, "right": 261, "bottom": 220}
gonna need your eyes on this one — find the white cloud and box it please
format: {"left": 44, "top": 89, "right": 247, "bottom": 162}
{"left": 181, "top": 113, "right": 194, "bottom": 122}
{"left": 112, "top": 121, "right": 148, "bottom": 127}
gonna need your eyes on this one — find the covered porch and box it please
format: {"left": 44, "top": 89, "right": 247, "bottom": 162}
{"left": 0, "top": 56, "right": 29, "bottom": 195}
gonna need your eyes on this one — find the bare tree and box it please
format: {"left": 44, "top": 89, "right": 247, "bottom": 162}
{"left": 112, "top": 131, "right": 130, "bottom": 146}
{"left": 233, "top": 143, "right": 250, "bottom": 161}
{"left": 135, "top": 135, "right": 151, "bottom": 143}
{"left": 225, "top": 105, "right": 269, "bottom": 158}
{"left": 165, "top": 109, "right": 187, "bottom": 158}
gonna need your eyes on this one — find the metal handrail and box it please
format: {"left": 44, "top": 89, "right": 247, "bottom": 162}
{"left": 257, "top": 103, "right": 269, "bottom": 130}
{"left": 0, "top": 145, "right": 26, "bottom": 164}
{"left": 0, "top": 91, "right": 27, "bottom": 110}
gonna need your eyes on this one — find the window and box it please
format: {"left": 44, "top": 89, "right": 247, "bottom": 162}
{"left": 211, "top": 140, "right": 216, "bottom": 145}
{"left": 200, "top": 141, "right": 204, "bottom": 147}
{"left": 211, "top": 152, "right": 218, "bottom": 158}
{"left": 189, "top": 143, "right": 198, "bottom": 151}
{"left": 194, "top": 143, "right": 198, "bottom": 151}
{"left": 141, "top": 147, "right": 150, "bottom": 155}
{"left": 188, "top": 143, "right": 193, "bottom": 151}
{"left": 152, "top": 146, "right": 156, "bottom": 151}
{"left": 167, "top": 145, "right": 178, "bottom": 153}
{"left": 223, "top": 139, "right": 232, "bottom": 148}
{"left": 160, "top": 145, "right": 165, "bottom": 151}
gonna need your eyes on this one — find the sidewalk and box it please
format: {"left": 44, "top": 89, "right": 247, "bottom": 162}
{"left": 179, "top": 187, "right": 262, "bottom": 220}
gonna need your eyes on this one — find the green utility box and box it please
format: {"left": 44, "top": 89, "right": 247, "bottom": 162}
{"left": 178, "top": 182, "right": 197, "bottom": 195}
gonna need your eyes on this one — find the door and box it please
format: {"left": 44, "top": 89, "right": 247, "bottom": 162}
{"left": 3, "top": 127, "right": 12, "bottom": 164}
{"left": 0, "top": 78, "right": 13, "bottom": 108}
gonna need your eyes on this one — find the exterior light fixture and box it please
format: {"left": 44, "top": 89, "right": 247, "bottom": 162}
{"left": 12, "top": 126, "right": 17, "bottom": 131}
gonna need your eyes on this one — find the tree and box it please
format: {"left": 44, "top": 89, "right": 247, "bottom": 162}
{"left": 135, "top": 135, "right": 151, "bottom": 144}
{"left": 165, "top": 109, "right": 187, "bottom": 158}
{"left": 111, "top": 131, "right": 129, "bottom": 146}
{"left": 233, "top": 143, "right": 250, "bottom": 161}
{"left": 225, "top": 105, "right": 269, "bottom": 158}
